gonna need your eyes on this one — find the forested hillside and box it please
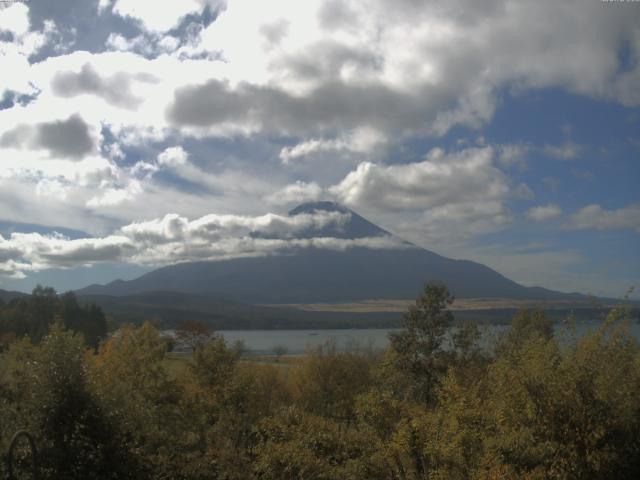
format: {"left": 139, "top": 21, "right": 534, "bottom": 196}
{"left": 0, "top": 285, "right": 108, "bottom": 350}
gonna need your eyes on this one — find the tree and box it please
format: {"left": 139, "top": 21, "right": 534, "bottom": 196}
{"left": 388, "top": 282, "right": 454, "bottom": 404}
{"left": 59, "top": 291, "right": 108, "bottom": 349}
{"left": 88, "top": 322, "right": 183, "bottom": 478}
{"left": 0, "top": 287, "right": 107, "bottom": 348}
{"left": 292, "top": 340, "right": 371, "bottom": 424}
{"left": 189, "top": 333, "right": 238, "bottom": 387}
{"left": 496, "top": 308, "right": 553, "bottom": 356}
{"left": 479, "top": 308, "right": 640, "bottom": 478}
{"left": 254, "top": 407, "right": 386, "bottom": 480}
{"left": 7, "top": 321, "right": 138, "bottom": 479}
{"left": 231, "top": 339, "right": 247, "bottom": 358}
{"left": 176, "top": 319, "right": 216, "bottom": 352}
{"left": 452, "top": 320, "right": 482, "bottom": 361}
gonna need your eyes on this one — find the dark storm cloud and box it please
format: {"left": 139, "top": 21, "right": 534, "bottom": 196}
{"left": 51, "top": 63, "right": 150, "bottom": 108}
{"left": 317, "top": 0, "right": 357, "bottom": 31}
{"left": 0, "top": 125, "right": 31, "bottom": 148}
{"left": 278, "top": 42, "right": 384, "bottom": 82}
{"left": 38, "top": 241, "right": 129, "bottom": 267}
{"left": 1, "top": 114, "right": 94, "bottom": 159}
{"left": 166, "top": 78, "right": 458, "bottom": 137}
{"left": 36, "top": 114, "right": 94, "bottom": 158}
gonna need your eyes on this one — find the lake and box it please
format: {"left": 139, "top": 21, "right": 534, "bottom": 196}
{"left": 218, "top": 320, "right": 640, "bottom": 356}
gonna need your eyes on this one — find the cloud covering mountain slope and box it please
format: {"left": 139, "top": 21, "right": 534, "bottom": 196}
{"left": 77, "top": 202, "right": 581, "bottom": 303}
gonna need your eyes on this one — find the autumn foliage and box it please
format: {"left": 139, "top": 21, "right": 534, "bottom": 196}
{"left": 1, "top": 283, "right": 639, "bottom": 479}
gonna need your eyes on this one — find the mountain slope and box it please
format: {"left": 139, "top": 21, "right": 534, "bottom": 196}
{"left": 77, "top": 202, "right": 581, "bottom": 303}
{"left": 0, "top": 288, "right": 28, "bottom": 302}
{"left": 288, "top": 201, "right": 393, "bottom": 238}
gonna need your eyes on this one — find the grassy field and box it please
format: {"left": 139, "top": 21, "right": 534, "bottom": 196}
{"left": 162, "top": 352, "right": 301, "bottom": 380}
{"left": 267, "top": 297, "right": 619, "bottom": 313}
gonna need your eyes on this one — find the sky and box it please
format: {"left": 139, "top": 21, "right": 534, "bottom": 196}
{"left": 0, "top": 0, "right": 639, "bottom": 298}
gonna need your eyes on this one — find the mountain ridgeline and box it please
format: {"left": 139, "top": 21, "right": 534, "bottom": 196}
{"left": 77, "top": 202, "right": 581, "bottom": 304}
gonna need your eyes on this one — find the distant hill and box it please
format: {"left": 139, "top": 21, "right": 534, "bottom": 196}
{"left": 75, "top": 290, "right": 619, "bottom": 330}
{"left": 0, "top": 288, "right": 28, "bottom": 302}
{"left": 77, "top": 201, "right": 583, "bottom": 304}
{"left": 76, "top": 290, "right": 401, "bottom": 329}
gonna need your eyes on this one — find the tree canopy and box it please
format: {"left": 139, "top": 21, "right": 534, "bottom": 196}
{"left": 0, "top": 286, "right": 107, "bottom": 349}
{"left": 1, "top": 282, "right": 639, "bottom": 479}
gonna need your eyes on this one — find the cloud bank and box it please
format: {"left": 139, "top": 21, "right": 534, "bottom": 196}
{"left": 568, "top": 204, "right": 640, "bottom": 233}
{"left": 0, "top": 0, "right": 638, "bottom": 297}
{"left": 0, "top": 210, "right": 408, "bottom": 278}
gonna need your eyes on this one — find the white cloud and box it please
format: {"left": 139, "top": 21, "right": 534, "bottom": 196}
{"left": 0, "top": 6, "right": 59, "bottom": 59}
{"left": 0, "top": 232, "right": 132, "bottom": 273}
{"left": 279, "top": 127, "right": 387, "bottom": 164}
{"left": 568, "top": 203, "right": 640, "bottom": 233}
{"left": 0, "top": 49, "right": 222, "bottom": 230}
{"left": 0, "top": 3, "right": 30, "bottom": 36}
{"left": 526, "top": 204, "right": 562, "bottom": 221}
{"left": 106, "top": 32, "right": 182, "bottom": 56}
{"left": 164, "top": 0, "right": 640, "bottom": 141}
{"left": 0, "top": 0, "right": 637, "bottom": 293}
{"left": 498, "top": 143, "right": 529, "bottom": 169}
{"left": 98, "top": 0, "right": 114, "bottom": 15}
{"left": 0, "top": 210, "right": 408, "bottom": 277}
{"left": 326, "top": 146, "right": 514, "bottom": 244}
{"left": 157, "top": 145, "right": 188, "bottom": 168}
{"left": 86, "top": 181, "right": 142, "bottom": 208}
{"left": 266, "top": 181, "right": 323, "bottom": 205}
{"left": 35, "top": 179, "right": 70, "bottom": 201}
{"left": 2, "top": 0, "right": 639, "bottom": 159}
{"left": 543, "top": 141, "right": 582, "bottom": 160}
{"left": 0, "top": 4, "right": 60, "bottom": 97}
{"left": 105, "top": 33, "right": 139, "bottom": 52}
{"left": 0, "top": 1, "right": 635, "bottom": 238}
{"left": 514, "top": 183, "right": 535, "bottom": 200}
{"left": 109, "top": 0, "right": 226, "bottom": 33}
{"left": 130, "top": 161, "right": 159, "bottom": 178}
{"left": 122, "top": 210, "right": 351, "bottom": 242}
{"left": 330, "top": 146, "right": 509, "bottom": 212}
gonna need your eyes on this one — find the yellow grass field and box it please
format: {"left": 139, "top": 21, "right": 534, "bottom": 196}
{"left": 267, "top": 297, "right": 608, "bottom": 313}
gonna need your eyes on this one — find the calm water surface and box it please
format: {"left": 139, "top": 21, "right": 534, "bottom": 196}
{"left": 218, "top": 321, "right": 640, "bottom": 356}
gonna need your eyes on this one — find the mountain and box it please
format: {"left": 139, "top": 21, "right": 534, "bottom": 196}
{"left": 77, "top": 201, "right": 582, "bottom": 303}
{"left": 287, "top": 201, "right": 393, "bottom": 238}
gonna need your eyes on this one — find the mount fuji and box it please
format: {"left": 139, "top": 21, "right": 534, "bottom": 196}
{"left": 76, "top": 201, "right": 581, "bottom": 304}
